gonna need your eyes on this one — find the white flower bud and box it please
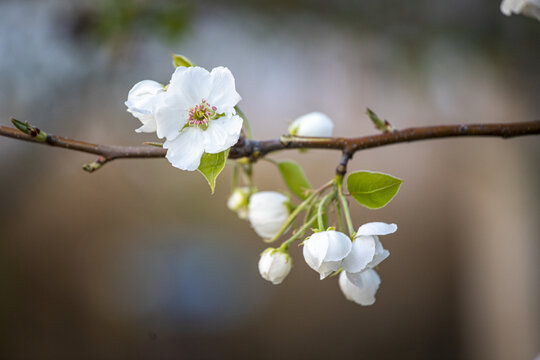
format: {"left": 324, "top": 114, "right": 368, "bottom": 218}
{"left": 258, "top": 248, "right": 292, "bottom": 285}
{"left": 338, "top": 269, "right": 381, "bottom": 306}
{"left": 500, "top": 0, "right": 540, "bottom": 21}
{"left": 302, "top": 230, "right": 352, "bottom": 279}
{"left": 227, "top": 187, "right": 250, "bottom": 219}
{"left": 248, "top": 192, "right": 290, "bottom": 239}
{"left": 288, "top": 112, "right": 334, "bottom": 137}
{"left": 125, "top": 80, "right": 165, "bottom": 133}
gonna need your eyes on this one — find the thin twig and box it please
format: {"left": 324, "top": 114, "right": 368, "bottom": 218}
{"left": 1, "top": 119, "right": 539, "bottom": 173}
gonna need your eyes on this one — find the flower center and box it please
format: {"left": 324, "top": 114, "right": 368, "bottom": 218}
{"left": 187, "top": 100, "right": 218, "bottom": 130}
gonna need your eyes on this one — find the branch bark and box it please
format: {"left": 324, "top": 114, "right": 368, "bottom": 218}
{"left": 1, "top": 119, "right": 539, "bottom": 172}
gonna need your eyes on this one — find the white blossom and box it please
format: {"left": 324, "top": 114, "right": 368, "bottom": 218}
{"left": 248, "top": 192, "right": 290, "bottom": 239}
{"left": 342, "top": 222, "right": 397, "bottom": 275}
{"left": 501, "top": 0, "right": 540, "bottom": 20}
{"left": 338, "top": 269, "right": 381, "bottom": 306}
{"left": 153, "top": 66, "right": 242, "bottom": 171}
{"left": 227, "top": 187, "right": 251, "bottom": 219}
{"left": 303, "top": 230, "right": 352, "bottom": 279}
{"left": 125, "top": 80, "right": 165, "bottom": 133}
{"left": 258, "top": 248, "right": 293, "bottom": 285}
{"left": 288, "top": 112, "right": 334, "bottom": 137}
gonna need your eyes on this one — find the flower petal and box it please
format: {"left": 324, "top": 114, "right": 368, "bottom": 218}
{"left": 340, "top": 269, "right": 381, "bottom": 306}
{"left": 356, "top": 222, "right": 397, "bottom": 236}
{"left": 323, "top": 231, "right": 352, "bottom": 262}
{"left": 303, "top": 232, "right": 329, "bottom": 271}
{"left": 154, "top": 96, "right": 189, "bottom": 140}
{"left": 203, "top": 115, "right": 243, "bottom": 154}
{"left": 342, "top": 235, "right": 376, "bottom": 273}
{"left": 207, "top": 67, "right": 242, "bottom": 117}
{"left": 367, "top": 236, "right": 390, "bottom": 268}
{"left": 169, "top": 66, "right": 212, "bottom": 105}
{"left": 163, "top": 127, "right": 205, "bottom": 171}
{"left": 125, "top": 80, "right": 164, "bottom": 133}
{"left": 317, "top": 261, "right": 340, "bottom": 280}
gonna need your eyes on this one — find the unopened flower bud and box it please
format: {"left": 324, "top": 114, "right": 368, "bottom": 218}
{"left": 303, "top": 230, "right": 352, "bottom": 279}
{"left": 258, "top": 248, "right": 292, "bottom": 285}
{"left": 338, "top": 269, "right": 381, "bottom": 306}
{"left": 227, "top": 187, "right": 251, "bottom": 219}
{"left": 248, "top": 192, "right": 290, "bottom": 239}
{"left": 288, "top": 112, "right": 334, "bottom": 137}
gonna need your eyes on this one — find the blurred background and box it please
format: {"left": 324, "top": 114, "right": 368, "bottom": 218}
{"left": 0, "top": 0, "right": 539, "bottom": 359}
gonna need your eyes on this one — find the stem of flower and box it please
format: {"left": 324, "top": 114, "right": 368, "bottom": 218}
{"left": 235, "top": 106, "right": 252, "bottom": 139}
{"left": 279, "top": 214, "right": 318, "bottom": 251}
{"left": 335, "top": 198, "right": 345, "bottom": 232}
{"left": 266, "top": 192, "right": 317, "bottom": 243}
{"left": 232, "top": 164, "right": 239, "bottom": 190}
{"left": 335, "top": 175, "right": 355, "bottom": 237}
{"left": 317, "top": 188, "right": 336, "bottom": 230}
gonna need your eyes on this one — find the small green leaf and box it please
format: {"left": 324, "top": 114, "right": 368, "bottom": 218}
{"left": 347, "top": 171, "right": 402, "bottom": 209}
{"left": 197, "top": 149, "right": 229, "bottom": 194}
{"left": 277, "top": 160, "right": 312, "bottom": 199}
{"left": 172, "top": 53, "right": 194, "bottom": 68}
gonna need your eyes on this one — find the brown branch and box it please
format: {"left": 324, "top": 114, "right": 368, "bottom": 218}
{"left": 1, "top": 119, "right": 539, "bottom": 173}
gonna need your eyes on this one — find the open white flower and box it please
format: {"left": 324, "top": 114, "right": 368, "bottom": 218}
{"left": 288, "top": 112, "right": 334, "bottom": 137}
{"left": 258, "top": 248, "right": 293, "bottom": 285}
{"left": 248, "top": 192, "right": 290, "bottom": 239}
{"left": 154, "top": 66, "right": 243, "bottom": 171}
{"left": 339, "top": 269, "right": 381, "bottom": 306}
{"left": 501, "top": 0, "right": 540, "bottom": 20}
{"left": 227, "top": 187, "right": 251, "bottom": 219}
{"left": 342, "top": 222, "right": 397, "bottom": 275}
{"left": 303, "top": 230, "right": 352, "bottom": 279}
{"left": 125, "top": 80, "right": 165, "bottom": 133}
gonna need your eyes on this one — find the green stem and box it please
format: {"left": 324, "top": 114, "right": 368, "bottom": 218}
{"left": 335, "top": 198, "right": 345, "bottom": 232}
{"left": 335, "top": 175, "right": 355, "bottom": 237}
{"left": 235, "top": 106, "right": 252, "bottom": 139}
{"left": 232, "top": 164, "right": 239, "bottom": 190}
{"left": 267, "top": 192, "right": 317, "bottom": 243}
{"left": 279, "top": 214, "right": 318, "bottom": 251}
{"left": 317, "top": 188, "right": 336, "bottom": 230}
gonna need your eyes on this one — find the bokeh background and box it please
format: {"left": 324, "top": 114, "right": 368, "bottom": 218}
{"left": 0, "top": 0, "right": 539, "bottom": 359}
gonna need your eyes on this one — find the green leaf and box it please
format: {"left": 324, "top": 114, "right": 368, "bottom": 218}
{"left": 172, "top": 53, "right": 194, "bottom": 67}
{"left": 347, "top": 171, "right": 402, "bottom": 209}
{"left": 197, "top": 149, "right": 229, "bottom": 194}
{"left": 277, "top": 160, "right": 312, "bottom": 199}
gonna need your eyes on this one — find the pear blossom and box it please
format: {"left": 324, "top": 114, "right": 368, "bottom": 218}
{"left": 248, "top": 192, "right": 290, "bottom": 239}
{"left": 288, "top": 112, "right": 334, "bottom": 137}
{"left": 303, "top": 230, "right": 352, "bottom": 279}
{"left": 339, "top": 269, "right": 381, "bottom": 306}
{"left": 125, "top": 80, "right": 165, "bottom": 133}
{"left": 501, "top": 0, "right": 540, "bottom": 20}
{"left": 258, "top": 248, "right": 293, "bottom": 285}
{"left": 342, "top": 222, "right": 397, "bottom": 276}
{"left": 152, "top": 66, "right": 242, "bottom": 171}
{"left": 227, "top": 187, "right": 251, "bottom": 219}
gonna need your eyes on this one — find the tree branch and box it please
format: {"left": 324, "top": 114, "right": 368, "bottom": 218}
{"left": 1, "top": 118, "right": 539, "bottom": 173}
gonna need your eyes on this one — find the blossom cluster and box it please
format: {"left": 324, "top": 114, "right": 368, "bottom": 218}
{"left": 126, "top": 60, "right": 399, "bottom": 306}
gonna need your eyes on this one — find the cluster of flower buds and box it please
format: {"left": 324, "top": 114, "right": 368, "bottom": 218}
{"left": 226, "top": 110, "right": 398, "bottom": 305}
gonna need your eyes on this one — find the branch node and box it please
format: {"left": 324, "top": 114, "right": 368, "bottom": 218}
{"left": 82, "top": 156, "right": 108, "bottom": 173}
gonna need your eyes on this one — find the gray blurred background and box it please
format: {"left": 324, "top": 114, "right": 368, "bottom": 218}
{"left": 0, "top": 0, "right": 539, "bottom": 359}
